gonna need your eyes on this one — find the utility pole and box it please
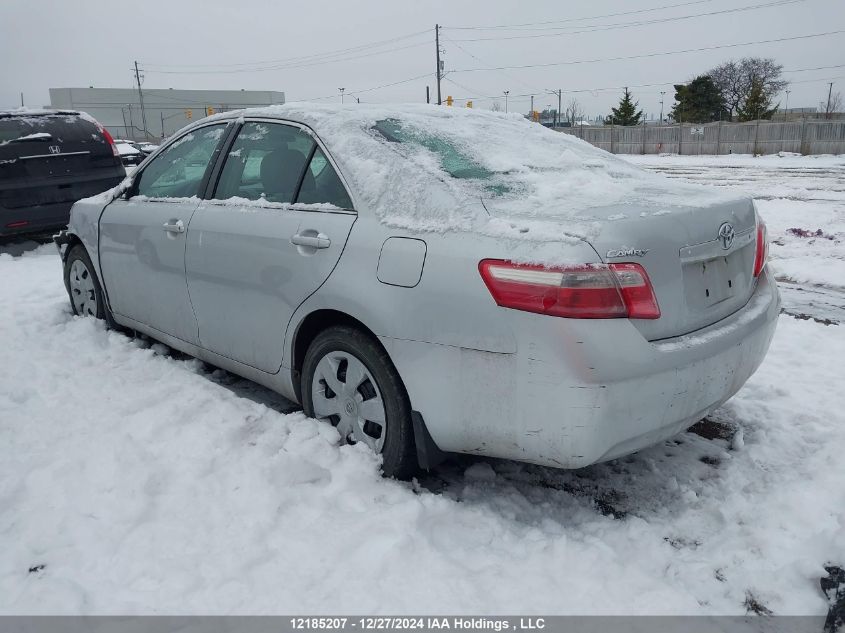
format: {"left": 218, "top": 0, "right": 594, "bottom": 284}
{"left": 503, "top": 90, "right": 509, "bottom": 113}
{"left": 547, "top": 90, "right": 561, "bottom": 127}
{"left": 826, "top": 82, "right": 834, "bottom": 119}
{"left": 659, "top": 91, "right": 666, "bottom": 124}
{"left": 426, "top": 86, "right": 430, "bottom": 104}
{"left": 530, "top": 95, "right": 534, "bottom": 116}
{"left": 545, "top": 89, "right": 563, "bottom": 127}
{"left": 339, "top": 87, "right": 345, "bottom": 104}
{"left": 785, "top": 90, "right": 791, "bottom": 119}
{"left": 435, "top": 25, "right": 443, "bottom": 105}
{"left": 134, "top": 61, "right": 149, "bottom": 140}
{"left": 20, "top": 92, "right": 24, "bottom": 107}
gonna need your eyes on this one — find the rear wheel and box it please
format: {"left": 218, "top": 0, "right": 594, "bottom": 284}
{"left": 301, "top": 326, "right": 417, "bottom": 479}
{"left": 64, "top": 244, "right": 106, "bottom": 320}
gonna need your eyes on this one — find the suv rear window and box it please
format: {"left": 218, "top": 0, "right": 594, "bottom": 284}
{"left": 0, "top": 113, "right": 101, "bottom": 145}
{"left": 0, "top": 112, "right": 117, "bottom": 183}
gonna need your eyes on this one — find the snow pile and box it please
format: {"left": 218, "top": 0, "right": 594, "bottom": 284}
{"left": 0, "top": 244, "right": 843, "bottom": 615}
{"left": 204, "top": 104, "right": 739, "bottom": 241}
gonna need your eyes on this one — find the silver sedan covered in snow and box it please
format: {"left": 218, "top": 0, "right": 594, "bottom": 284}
{"left": 55, "top": 104, "right": 779, "bottom": 477}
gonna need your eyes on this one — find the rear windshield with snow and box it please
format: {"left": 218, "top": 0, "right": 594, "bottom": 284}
{"left": 0, "top": 114, "right": 99, "bottom": 145}
{"left": 373, "top": 119, "right": 511, "bottom": 196}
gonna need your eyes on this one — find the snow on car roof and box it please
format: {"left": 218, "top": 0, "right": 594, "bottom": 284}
{"left": 0, "top": 107, "right": 81, "bottom": 118}
{"left": 194, "top": 104, "right": 740, "bottom": 242}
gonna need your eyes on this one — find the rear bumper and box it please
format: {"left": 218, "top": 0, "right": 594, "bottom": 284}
{"left": 0, "top": 173, "right": 123, "bottom": 238}
{"left": 0, "top": 200, "right": 74, "bottom": 237}
{"left": 390, "top": 268, "right": 780, "bottom": 469}
{"left": 515, "top": 268, "right": 779, "bottom": 467}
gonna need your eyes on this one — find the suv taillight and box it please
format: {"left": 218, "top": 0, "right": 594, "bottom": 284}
{"left": 478, "top": 260, "right": 660, "bottom": 319}
{"left": 100, "top": 126, "right": 119, "bottom": 158}
{"left": 753, "top": 218, "right": 769, "bottom": 277}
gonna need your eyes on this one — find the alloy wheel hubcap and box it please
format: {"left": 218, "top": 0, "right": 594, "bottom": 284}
{"left": 311, "top": 351, "right": 387, "bottom": 453}
{"left": 69, "top": 259, "right": 98, "bottom": 317}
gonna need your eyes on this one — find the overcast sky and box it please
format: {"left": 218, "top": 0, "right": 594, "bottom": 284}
{"left": 1, "top": 0, "right": 842, "bottom": 118}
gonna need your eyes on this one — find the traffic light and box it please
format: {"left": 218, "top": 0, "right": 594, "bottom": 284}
{"left": 185, "top": 109, "right": 193, "bottom": 120}
{"left": 205, "top": 106, "right": 215, "bottom": 116}
{"left": 466, "top": 100, "right": 473, "bottom": 109}
{"left": 446, "top": 95, "right": 453, "bottom": 106}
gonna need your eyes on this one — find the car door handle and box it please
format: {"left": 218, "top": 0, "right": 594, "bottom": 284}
{"left": 162, "top": 220, "right": 185, "bottom": 234}
{"left": 291, "top": 232, "right": 331, "bottom": 249}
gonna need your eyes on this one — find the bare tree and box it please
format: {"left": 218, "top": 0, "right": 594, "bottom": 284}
{"left": 708, "top": 57, "right": 788, "bottom": 119}
{"left": 820, "top": 91, "right": 843, "bottom": 119}
{"left": 490, "top": 101, "right": 502, "bottom": 112}
{"left": 564, "top": 97, "right": 584, "bottom": 126}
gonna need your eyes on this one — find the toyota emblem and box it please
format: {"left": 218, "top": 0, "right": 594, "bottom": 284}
{"left": 718, "top": 222, "right": 735, "bottom": 249}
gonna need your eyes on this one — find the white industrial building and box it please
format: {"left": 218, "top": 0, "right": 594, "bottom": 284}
{"left": 49, "top": 87, "right": 286, "bottom": 141}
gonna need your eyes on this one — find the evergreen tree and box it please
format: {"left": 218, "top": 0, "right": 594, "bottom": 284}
{"left": 671, "top": 75, "right": 728, "bottom": 123}
{"left": 736, "top": 80, "right": 779, "bottom": 121}
{"left": 606, "top": 88, "right": 643, "bottom": 126}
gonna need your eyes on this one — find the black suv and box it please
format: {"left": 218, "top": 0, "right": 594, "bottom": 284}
{"left": 0, "top": 109, "right": 125, "bottom": 237}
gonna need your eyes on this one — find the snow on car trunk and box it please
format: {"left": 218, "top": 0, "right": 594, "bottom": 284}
{"left": 1, "top": 242, "right": 844, "bottom": 615}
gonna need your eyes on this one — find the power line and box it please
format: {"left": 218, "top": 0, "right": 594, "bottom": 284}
{"left": 440, "top": 34, "right": 544, "bottom": 94}
{"left": 443, "top": 66, "right": 845, "bottom": 103}
{"left": 445, "top": 0, "right": 715, "bottom": 30}
{"left": 140, "top": 29, "right": 430, "bottom": 69}
{"left": 451, "top": 30, "right": 845, "bottom": 73}
{"left": 446, "top": 0, "right": 807, "bottom": 42}
{"left": 298, "top": 72, "right": 431, "bottom": 102}
{"left": 143, "top": 41, "right": 429, "bottom": 75}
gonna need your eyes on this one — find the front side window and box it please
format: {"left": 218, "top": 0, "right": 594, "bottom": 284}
{"left": 135, "top": 124, "right": 227, "bottom": 199}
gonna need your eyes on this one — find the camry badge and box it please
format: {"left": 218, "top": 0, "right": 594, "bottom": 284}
{"left": 718, "top": 222, "right": 735, "bottom": 249}
{"left": 606, "top": 248, "right": 649, "bottom": 258}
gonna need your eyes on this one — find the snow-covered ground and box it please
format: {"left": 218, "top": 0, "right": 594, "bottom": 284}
{"left": 1, "top": 155, "right": 843, "bottom": 616}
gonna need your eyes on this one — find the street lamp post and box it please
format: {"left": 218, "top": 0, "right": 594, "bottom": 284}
{"left": 339, "top": 88, "right": 345, "bottom": 104}
{"left": 503, "top": 90, "right": 509, "bottom": 113}
{"left": 785, "top": 90, "right": 791, "bottom": 119}
{"left": 659, "top": 91, "right": 666, "bottom": 124}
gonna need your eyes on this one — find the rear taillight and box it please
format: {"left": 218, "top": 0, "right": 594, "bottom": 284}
{"left": 753, "top": 218, "right": 769, "bottom": 277}
{"left": 100, "top": 126, "right": 120, "bottom": 158}
{"left": 478, "top": 260, "right": 660, "bottom": 319}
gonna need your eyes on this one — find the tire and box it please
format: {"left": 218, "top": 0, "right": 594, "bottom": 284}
{"left": 301, "top": 325, "right": 417, "bottom": 479}
{"left": 63, "top": 244, "right": 109, "bottom": 322}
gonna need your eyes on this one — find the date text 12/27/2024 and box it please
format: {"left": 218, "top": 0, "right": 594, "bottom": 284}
{"left": 290, "top": 617, "right": 546, "bottom": 631}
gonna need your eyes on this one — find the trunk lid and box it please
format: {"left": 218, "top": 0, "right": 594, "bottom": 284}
{"left": 484, "top": 195, "right": 758, "bottom": 341}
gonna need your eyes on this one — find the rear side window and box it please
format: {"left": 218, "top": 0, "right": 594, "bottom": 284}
{"left": 214, "top": 122, "right": 354, "bottom": 209}
{"left": 297, "top": 147, "right": 353, "bottom": 209}
{"left": 214, "top": 122, "right": 314, "bottom": 204}
{"left": 135, "top": 124, "right": 227, "bottom": 199}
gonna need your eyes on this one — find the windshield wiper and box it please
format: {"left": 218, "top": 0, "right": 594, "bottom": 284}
{"left": 9, "top": 133, "right": 53, "bottom": 143}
